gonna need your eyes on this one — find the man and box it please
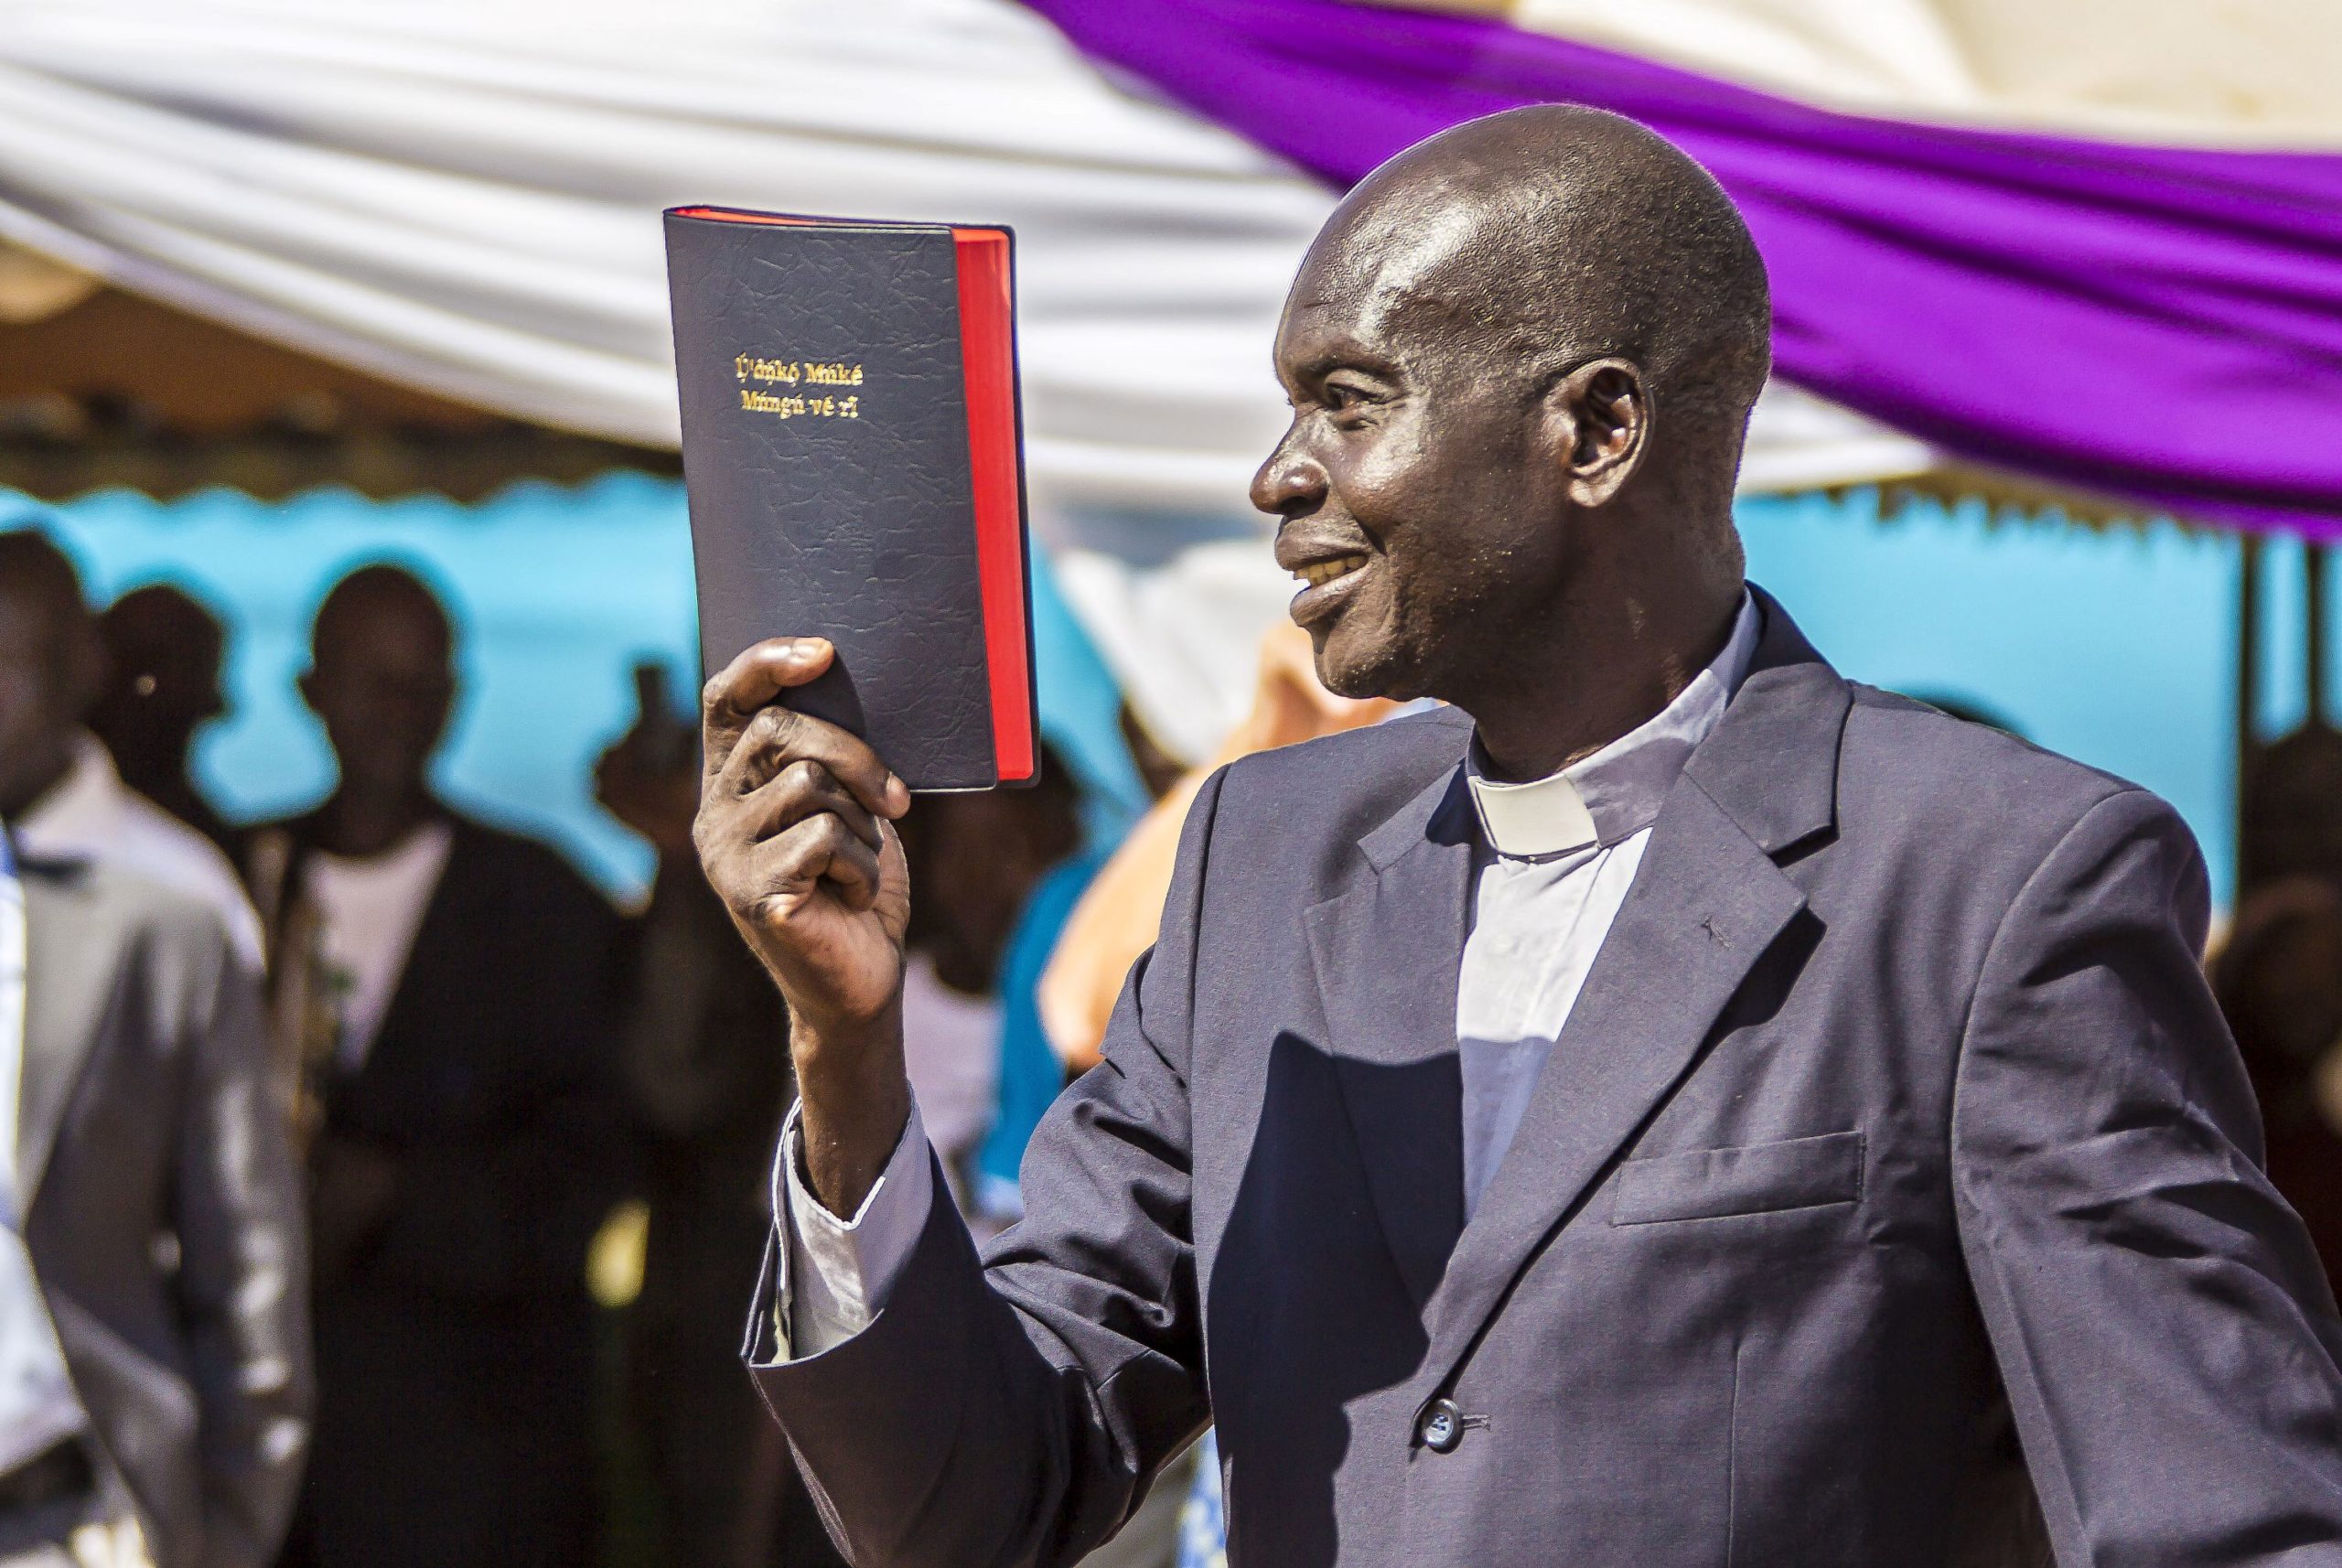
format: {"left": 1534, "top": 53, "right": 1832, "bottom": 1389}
{"left": 257, "top": 565, "right": 623, "bottom": 1568}
{"left": 0, "top": 532, "right": 261, "bottom": 972}
{"left": 89, "top": 583, "right": 242, "bottom": 858}
{"left": 0, "top": 546, "right": 308, "bottom": 1566}
{"left": 696, "top": 109, "right": 2342, "bottom": 1565}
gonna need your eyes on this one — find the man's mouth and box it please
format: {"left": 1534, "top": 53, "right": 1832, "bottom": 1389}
{"left": 1293, "top": 553, "right": 1369, "bottom": 589}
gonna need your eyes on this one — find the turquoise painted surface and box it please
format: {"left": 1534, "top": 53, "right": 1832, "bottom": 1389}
{"left": 15, "top": 478, "right": 2324, "bottom": 906}
{"left": 14, "top": 474, "right": 1141, "bottom": 898}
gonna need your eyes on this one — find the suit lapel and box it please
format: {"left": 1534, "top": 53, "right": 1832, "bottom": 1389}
{"left": 1414, "top": 589, "right": 1851, "bottom": 1393}
{"left": 1305, "top": 764, "right": 1474, "bottom": 1311}
{"left": 17, "top": 860, "right": 123, "bottom": 1209}
{"left": 1416, "top": 781, "right": 1807, "bottom": 1386}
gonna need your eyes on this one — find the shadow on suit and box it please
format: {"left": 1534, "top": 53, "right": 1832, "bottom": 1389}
{"left": 1209, "top": 1035, "right": 1452, "bottom": 1568}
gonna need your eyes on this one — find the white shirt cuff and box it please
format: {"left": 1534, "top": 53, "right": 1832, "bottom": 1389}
{"left": 773, "top": 1096, "right": 935, "bottom": 1359}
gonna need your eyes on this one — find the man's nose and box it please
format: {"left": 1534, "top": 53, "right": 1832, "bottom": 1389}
{"left": 1251, "top": 432, "right": 1329, "bottom": 519}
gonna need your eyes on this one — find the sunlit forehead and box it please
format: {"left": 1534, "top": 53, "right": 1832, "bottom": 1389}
{"left": 1282, "top": 192, "right": 1497, "bottom": 386}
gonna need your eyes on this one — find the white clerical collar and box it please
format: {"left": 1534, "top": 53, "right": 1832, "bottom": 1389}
{"left": 1466, "top": 592, "right": 1763, "bottom": 859}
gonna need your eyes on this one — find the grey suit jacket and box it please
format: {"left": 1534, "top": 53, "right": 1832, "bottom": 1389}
{"left": 20, "top": 854, "right": 310, "bottom": 1568}
{"left": 751, "top": 592, "right": 2342, "bottom": 1567}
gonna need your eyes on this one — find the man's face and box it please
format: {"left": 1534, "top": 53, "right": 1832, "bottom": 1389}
{"left": 1258, "top": 214, "right": 1574, "bottom": 703}
{"left": 302, "top": 596, "right": 455, "bottom": 800}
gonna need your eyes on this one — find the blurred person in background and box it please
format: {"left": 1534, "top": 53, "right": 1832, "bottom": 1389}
{"left": 2239, "top": 723, "right": 2342, "bottom": 896}
{"left": 255, "top": 564, "right": 623, "bottom": 1568}
{"left": 88, "top": 583, "right": 242, "bottom": 861}
{"left": 0, "top": 551, "right": 309, "bottom": 1568}
{"left": 594, "top": 667, "right": 841, "bottom": 1568}
{"left": 2213, "top": 875, "right": 2342, "bottom": 1299}
{"left": 0, "top": 531, "right": 261, "bottom": 972}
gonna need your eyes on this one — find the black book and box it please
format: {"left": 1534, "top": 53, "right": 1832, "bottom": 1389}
{"left": 664, "top": 206, "right": 1037, "bottom": 790}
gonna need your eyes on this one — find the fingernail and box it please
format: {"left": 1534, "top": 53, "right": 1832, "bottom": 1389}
{"left": 886, "top": 773, "right": 909, "bottom": 811}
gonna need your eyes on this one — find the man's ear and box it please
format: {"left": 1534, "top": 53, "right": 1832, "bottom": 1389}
{"left": 1545, "top": 358, "right": 1649, "bottom": 509}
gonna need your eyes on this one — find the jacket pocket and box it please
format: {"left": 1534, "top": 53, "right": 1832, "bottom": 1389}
{"left": 1611, "top": 1130, "right": 1864, "bottom": 1226}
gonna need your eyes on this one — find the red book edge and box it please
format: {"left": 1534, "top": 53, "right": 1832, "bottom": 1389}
{"left": 950, "top": 228, "right": 1036, "bottom": 786}
{"left": 669, "top": 208, "right": 1037, "bottom": 786}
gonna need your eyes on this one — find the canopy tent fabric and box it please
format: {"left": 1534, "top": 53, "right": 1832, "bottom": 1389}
{"left": 1031, "top": 0, "right": 2342, "bottom": 541}
{"left": 0, "top": 0, "right": 1921, "bottom": 507}
{"left": 1488, "top": 0, "right": 2342, "bottom": 147}
{"left": 0, "top": 0, "right": 1929, "bottom": 763}
{"left": 5, "top": 0, "right": 2336, "bottom": 761}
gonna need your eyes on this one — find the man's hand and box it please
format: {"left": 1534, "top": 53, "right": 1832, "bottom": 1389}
{"left": 694, "top": 638, "right": 914, "bottom": 1213}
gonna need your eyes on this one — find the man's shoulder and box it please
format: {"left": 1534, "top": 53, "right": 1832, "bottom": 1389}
{"left": 39, "top": 777, "right": 263, "bottom": 968}
{"left": 1836, "top": 682, "right": 2180, "bottom": 853}
{"left": 255, "top": 803, "right": 607, "bottom": 900}
{"left": 440, "top": 810, "right": 617, "bottom": 923}
{"left": 21, "top": 855, "right": 244, "bottom": 1013}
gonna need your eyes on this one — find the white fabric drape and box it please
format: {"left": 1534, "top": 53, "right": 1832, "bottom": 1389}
{"left": 1499, "top": 0, "right": 2342, "bottom": 146}
{"left": 0, "top": 0, "right": 1927, "bottom": 499}
{"left": 0, "top": 0, "right": 1932, "bottom": 758}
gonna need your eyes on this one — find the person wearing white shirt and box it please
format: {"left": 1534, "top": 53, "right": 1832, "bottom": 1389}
{"left": 15, "top": 735, "right": 261, "bottom": 974}
{"left": 0, "top": 532, "right": 310, "bottom": 1568}
{"left": 0, "top": 831, "right": 94, "bottom": 1566}
{"left": 258, "top": 564, "right": 623, "bottom": 1568}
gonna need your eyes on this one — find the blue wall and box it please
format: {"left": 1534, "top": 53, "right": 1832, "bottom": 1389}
{"left": 17, "top": 477, "right": 2323, "bottom": 908}
{"left": 16, "top": 474, "right": 1141, "bottom": 900}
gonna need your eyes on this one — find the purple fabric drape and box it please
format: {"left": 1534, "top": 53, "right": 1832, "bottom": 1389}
{"left": 1025, "top": 0, "right": 2342, "bottom": 537}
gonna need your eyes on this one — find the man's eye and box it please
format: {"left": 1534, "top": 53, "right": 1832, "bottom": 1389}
{"left": 1323, "top": 381, "right": 1373, "bottom": 413}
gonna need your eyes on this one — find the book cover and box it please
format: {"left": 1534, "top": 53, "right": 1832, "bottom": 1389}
{"left": 664, "top": 206, "right": 1037, "bottom": 790}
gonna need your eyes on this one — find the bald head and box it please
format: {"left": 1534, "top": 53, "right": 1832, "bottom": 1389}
{"left": 1258, "top": 108, "right": 1764, "bottom": 760}
{"left": 302, "top": 563, "right": 457, "bottom": 803}
{"left": 89, "top": 582, "right": 229, "bottom": 799}
{"left": 1316, "top": 106, "right": 1770, "bottom": 476}
{"left": 313, "top": 563, "right": 452, "bottom": 666}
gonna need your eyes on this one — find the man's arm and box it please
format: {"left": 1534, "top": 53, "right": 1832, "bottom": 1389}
{"left": 773, "top": 1097, "right": 935, "bottom": 1357}
{"left": 171, "top": 917, "right": 313, "bottom": 1568}
{"left": 1952, "top": 789, "right": 2342, "bottom": 1564}
{"left": 748, "top": 763, "right": 1220, "bottom": 1567}
{"left": 694, "top": 636, "right": 1215, "bottom": 1565}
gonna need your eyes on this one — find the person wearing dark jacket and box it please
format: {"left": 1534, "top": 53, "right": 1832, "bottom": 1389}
{"left": 695, "top": 109, "right": 2342, "bottom": 1567}
{"left": 259, "top": 564, "right": 622, "bottom": 1568}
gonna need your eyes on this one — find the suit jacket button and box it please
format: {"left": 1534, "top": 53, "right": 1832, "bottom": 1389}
{"left": 1418, "top": 1399, "right": 1463, "bottom": 1453}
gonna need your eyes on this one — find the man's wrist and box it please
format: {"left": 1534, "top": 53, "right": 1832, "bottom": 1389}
{"left": 790, "top": 1006, "right": 912, "bottom": 1217}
